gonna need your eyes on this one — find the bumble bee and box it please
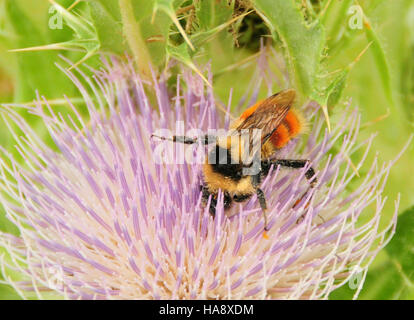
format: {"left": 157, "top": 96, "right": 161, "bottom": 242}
{"left": 152, "top": 89, "right": 316, "bottom": 237}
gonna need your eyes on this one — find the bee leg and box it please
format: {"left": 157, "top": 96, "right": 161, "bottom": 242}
{"left": 280, "top": 161, "right": 316, "bottom": 210}
{"left": 256, "top": 188, "right": 269, "bottom": 232}
{"left": 208, "top": 198, "right": 218, "bottom": 217}
{"left": 151, "top": 134, "right": 216, "bottom": 145}
{"left": 263, "top": 159, "right": 317, "bottom": 199}
{"left": 233, "top": 194, "right": 252, "bottom": 203}
{"left": 223, "top": 192, "right": 233, "bottom": 210}
{"left": 206, "top": 194, "right": 233, "bottom": 217}
{"left": 251, "top": 173, "right": 269, "bottom": 236}
{"left": 263, "top": 159, "right": 317, "bottom": 222}
{"left": 262, "top": 159, "right": 316, "bottom": 184}
{"left": 201, "top": 186, "right": 232, "bottom": 217}
{"left": 201, "top": 185, "right": 217, "bottom": 217}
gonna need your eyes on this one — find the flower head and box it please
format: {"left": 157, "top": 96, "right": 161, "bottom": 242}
{"left": 0, "top": 57, "right": 398, "bottom": 299}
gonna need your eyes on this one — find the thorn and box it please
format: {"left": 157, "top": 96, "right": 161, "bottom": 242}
{"left": 321, "top": 105, "right": 331, "bottom": 133}
{"left": 168, "top": 12, "right": 195, "bottom": 51}
{"left": 319, "top": 0, "right": 332, "bottom": 18}
{"left": 8, "top": 44, "right": 72, "bottom": 53}
{"left": 146, "top": 35, "right": 164, "bottom": 43}
{"left": 176, "top": 4, "right": 195, "bottom": 15}
{"left": 4, "top": 98, "right": 85, "bottom": 107}
{"left": 344, "top": 154, "right": 360, "bottom": 177}
{"left": 66, "top": 51, "right": 96, "bottom": 71}
{"left": 349, "top": 41, "right": 373, "bottom": 69}
{"left": 215, "top": 51, "right": 261, "bottom": 76}
{"left": 189, "top": 64, "right": 212, "bottom": 88}
{"left": 262, "top": 231, "right": 269, "bottom": 240}
{"left": 199, "top": 10, "right": 253, "bottom": 46}
{"left": 361, "top": 108, "right": 390, "bottom": 128}
{"left": 151, "top": 8, "right": 157, "bottom": 24}
{"left": 67, "top": 0, "right": 81, "bottom": 11}
{"left": 215, "top": 101, "right": 236, "bottom": 121}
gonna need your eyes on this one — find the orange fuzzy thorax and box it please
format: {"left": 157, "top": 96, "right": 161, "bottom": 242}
{"left": 239, "top": 102, "right": 303, "bottom": 149}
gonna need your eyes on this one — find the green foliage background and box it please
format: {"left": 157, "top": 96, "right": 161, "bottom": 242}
{"left": 0, "top": 0, "right": 413, "bottom": 299}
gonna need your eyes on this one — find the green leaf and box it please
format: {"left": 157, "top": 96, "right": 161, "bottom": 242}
{"left": 195, "top": 0, "right": 234, "bottom": 31}
{"left": 385, "top": 206, "right": 414, "bottom": 285}
{"left": 47, "top": 0, "right": 78, "bottom": 44}
{"left": 50, "top": 1, "right": 95, "bottom": 42}
{"left": 15, "top": 0, "right": 100, "bottom": 69}
{"left": 10, "top": 1, "right": 101, "bottom": 69}
{"left": 89, "top": 1, "right": 126, "bottom": 55}
{"left": 253, "top": 0, "right": 325, "bottom": 99}
{"left": 134, "top": 1, "right": 171, "bottom": 67}
{"left": 5, "top": 0, "right": 77, "bottom": 101}
{"left": 0, "top": 283, "right": 21, "bottom": 300}
{"left": 326, "top": 70, "right": 349, "bottom": 108}
{"left": 337, "top": 206, "right": 414, "bottom": 299}
{"left": 154, "top": 0, "right": 195, "bottom": 51}
{"left": 363, "top": 15, "right": 394, "bottom": 108}
{"left": 94, "top": 0, "right": 122, "bottom": 21}
{"left": 330, "top": 260, "right": 412, "bottom": 300}
{"left": 313, "top": 68, "right": 349, "bottom": 109}
{"left": 323, "top": 0, "right": 353, "bottom": 48}
{"left": 166, "top": 43, "right": 210, "bottom": 86}
{"left": 191, "top": 10, "right": 250, "bottom": 49}
{"left": 311, "top": 68, "right": 348, "bottom": 132}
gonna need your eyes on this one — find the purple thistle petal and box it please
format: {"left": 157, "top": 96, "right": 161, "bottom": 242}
{"left": 0, "top": 56, "right": 400, "bottom": 300}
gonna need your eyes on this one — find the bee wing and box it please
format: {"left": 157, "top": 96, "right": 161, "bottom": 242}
{"left": 236, "top": 89, "right": 295, "bottom": 143}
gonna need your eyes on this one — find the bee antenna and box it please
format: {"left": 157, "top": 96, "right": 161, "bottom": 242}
{"left": 151, "top": 134, "right": 172, "bottom": 142}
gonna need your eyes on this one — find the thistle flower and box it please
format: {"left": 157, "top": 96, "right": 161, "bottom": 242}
{"left": 0, "top": 57, "right": 399, "bottom": 300}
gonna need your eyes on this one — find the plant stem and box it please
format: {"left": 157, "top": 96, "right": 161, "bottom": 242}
{"left": 118, "top": 0, "right": 152, "bottom": 78}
